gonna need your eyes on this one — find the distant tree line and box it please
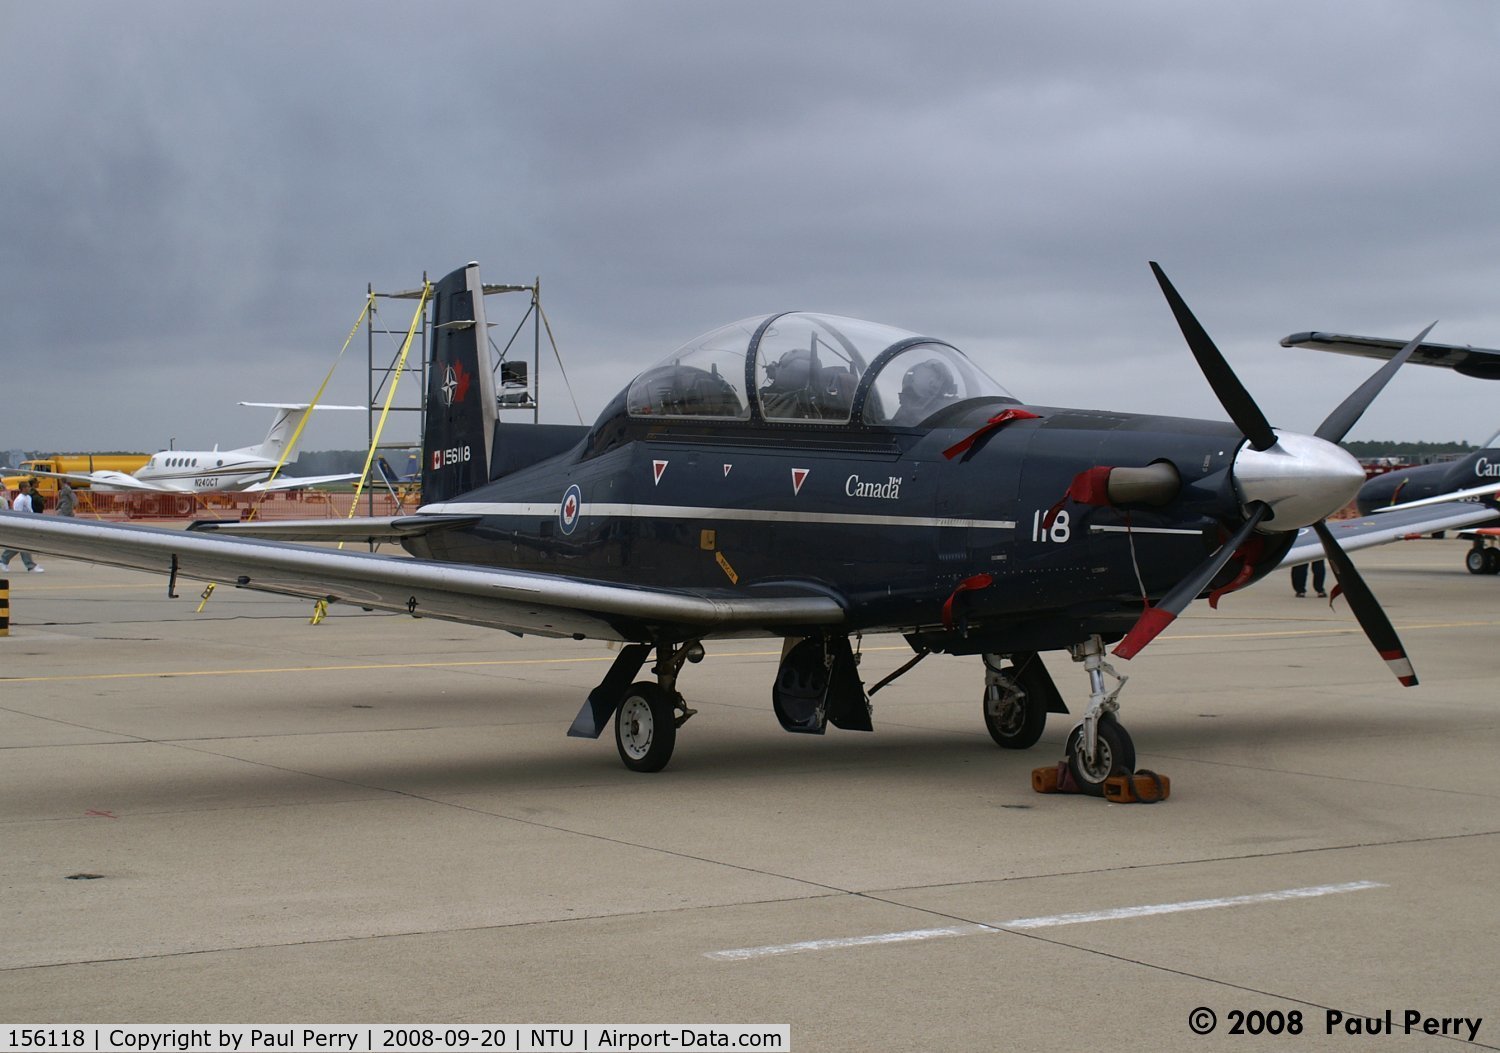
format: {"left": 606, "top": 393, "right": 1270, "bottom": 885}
{"left": 1342, "top": 439, "right": 1476, "bottom": 459}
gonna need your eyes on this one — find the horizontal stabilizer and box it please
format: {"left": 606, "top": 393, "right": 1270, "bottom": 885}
{"left": 238, "top": 402, "right": 368, "bottom": 411}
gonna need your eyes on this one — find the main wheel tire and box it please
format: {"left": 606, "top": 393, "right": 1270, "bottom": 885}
{"left": 614, "top": 682, "right": 677, "bottom": 773}
{"left": 1466, "top": 548, "right": 1488, "bottom": 575}
{"left": 981, "top": 655, "right": 1049, "bottom": 750}
{"left": 1483, "top": 548, "right": 1500, "bottom": 575}
{"left": 1065, "top": 716, "right": 1136, "bottom": 797}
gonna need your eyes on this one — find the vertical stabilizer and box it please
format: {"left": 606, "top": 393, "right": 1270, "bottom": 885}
{"left": 251, "top": 407, "right": 310, "bottom": 463}
{"left": 422, "top": 263, "right": 496, "bottom": 503}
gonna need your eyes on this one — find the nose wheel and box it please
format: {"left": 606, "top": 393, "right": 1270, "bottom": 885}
{"left": 1059, "top": 635, "right": 1140, "bottom": 796}
{"left": 1064, "top": 714, "right": 1136, "bottom": 795}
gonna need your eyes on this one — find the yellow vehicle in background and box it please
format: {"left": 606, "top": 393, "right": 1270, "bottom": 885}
{"left": 4, "top": 455, "right": 150, "bottom": 499}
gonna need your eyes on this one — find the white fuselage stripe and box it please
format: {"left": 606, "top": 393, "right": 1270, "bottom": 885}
{"left": 1089, "top": 525, "right": 1204, "bottom": 536}
{"left": 422, "top": 501, "right": 1016, "bottom": 530}
{"left": 704, "top": 880, "right": 1386, "bottom": 961}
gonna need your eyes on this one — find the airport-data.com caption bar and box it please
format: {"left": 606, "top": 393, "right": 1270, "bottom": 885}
{"left": 2, "top": 1027, "right": 791, "bottom": 1053}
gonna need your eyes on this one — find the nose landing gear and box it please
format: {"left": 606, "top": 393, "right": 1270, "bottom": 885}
{"left": 1063, "top": 636, "right": 1137, "bottom": 795}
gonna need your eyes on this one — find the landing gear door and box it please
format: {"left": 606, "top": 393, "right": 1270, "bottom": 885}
{"left": 772, "top": 637, "right": 872, "bottom": 734}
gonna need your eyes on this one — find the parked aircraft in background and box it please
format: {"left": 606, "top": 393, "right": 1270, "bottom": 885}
{"left": 0, "top": 264, "right": 1454, "bottom": 786}
{"left": 1281, "top": 332, "right": 1500, "bottom": 572}
{"left": 5, "top": 403, "right": 364, "bottom": 494}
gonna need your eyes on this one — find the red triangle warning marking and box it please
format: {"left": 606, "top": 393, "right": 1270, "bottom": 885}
{"left": 653, "top": 460, "right": 668, "bottom": 485}
{"left": 791, "top": 467, "right": 809, "bottom": 495}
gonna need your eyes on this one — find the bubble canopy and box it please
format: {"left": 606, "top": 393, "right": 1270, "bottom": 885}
{"left": 623, "top": 312, "right": 1015, "bottom": 427}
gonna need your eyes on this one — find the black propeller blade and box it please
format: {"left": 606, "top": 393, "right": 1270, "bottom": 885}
{"left": 1114, "top": 503, "right": 1268, "bottom": 659}
{"left": 1150, "top": 262, "right": 1278, "bottom": 452}
{"left": 1126, "top": 263, "right": 1420, "bottom": 688}
{"left": 1315, "top": 323, "right": 1435, "bottom": 443}
{"left": 1313, "top": 521, "right": 1417, "bottom": 686}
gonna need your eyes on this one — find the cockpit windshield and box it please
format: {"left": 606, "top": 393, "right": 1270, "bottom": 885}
{"left": 625, "top": 320, "right": 753, "bottom": 420}
{"left": 859, "top": 342, "right": 1011, "bottom": 426}
{"left": 623, "top": 312, "right": 1014, "bottom": 427}
{"left": 754, "top": 314, "right": 896, "bottom": 423}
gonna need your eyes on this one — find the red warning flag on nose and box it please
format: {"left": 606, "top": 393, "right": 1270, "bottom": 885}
{"left": 1066, "top": 466, "right": 1114, "bottom": 506}
{"left": 942, "top": 409, "right": 1041, "bottom": 460}
{"left": 1043, "top": 465, "right": 1116, "bottom": 531}
{"left": 941, "top": 573, "right": 994, "bottom": 630}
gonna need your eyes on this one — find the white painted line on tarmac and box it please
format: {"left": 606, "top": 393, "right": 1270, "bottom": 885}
{"left": 706, "top": 880, "right": 1386, "bottom": 962}
{"left": 706, "top": 924, "right": 993, "bottom": 961}
{"left": 1000, "top": 880, "right": 1387, "bottom": 929}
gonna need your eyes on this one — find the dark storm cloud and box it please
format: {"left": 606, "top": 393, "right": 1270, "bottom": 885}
{"left": 3, "top": 1, "right": 1500, "bottom": 452}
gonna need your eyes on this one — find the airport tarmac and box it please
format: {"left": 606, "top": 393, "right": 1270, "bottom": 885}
{"left": 1, "top": 539, "right": 1496, "bottom": 1050}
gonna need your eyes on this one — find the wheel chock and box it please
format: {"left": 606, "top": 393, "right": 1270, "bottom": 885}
{"left": 1031, "top": 763, "right": 1079, "bottom": 794}
{"left": 1031, "top": 763, "right": 1170, "bottom": 802}
{"left": 1103, "top": 769, "right": 1170, "bottom": 803}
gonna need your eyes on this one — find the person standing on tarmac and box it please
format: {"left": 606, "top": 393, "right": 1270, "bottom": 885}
{"left": 1, "top": 480, "right": 43, "bottom": 572}
{"left": 56, "top": 479, "right": 76, "bottom": 517}
{"left": 1290, "top": 559, "right": 1326, "bottom": 598}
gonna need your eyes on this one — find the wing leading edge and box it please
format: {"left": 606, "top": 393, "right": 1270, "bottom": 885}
{"left": 0, "top": 513, "right": 846, "bottom": 641}
{"left": 1281, "top": 331, "right": 1500, "bottom": 380}
{"left": 1278, "top": 502, "right": 1500, "bottom": 568}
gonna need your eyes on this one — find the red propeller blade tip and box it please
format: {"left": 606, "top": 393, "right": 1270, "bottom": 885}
{"left": 1113, "top": 606, "right": 1176, "bottom": 660}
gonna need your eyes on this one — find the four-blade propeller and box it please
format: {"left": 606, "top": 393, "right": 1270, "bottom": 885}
{"left": 1116, "top": 264, "right": 1429, "bottom": 687}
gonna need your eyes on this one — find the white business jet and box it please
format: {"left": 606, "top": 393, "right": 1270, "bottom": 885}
{"left": 9, "top": 403, "right": 366, "bottom": 494}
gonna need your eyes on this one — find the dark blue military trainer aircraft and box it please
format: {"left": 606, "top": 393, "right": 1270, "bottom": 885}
{"left": 0, "top": 263, "right": 1434, "bottom": 789}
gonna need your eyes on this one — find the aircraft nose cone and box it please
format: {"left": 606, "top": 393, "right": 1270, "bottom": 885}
{"left": 1232, "top": 431, "right": 1366, "bottom": 529}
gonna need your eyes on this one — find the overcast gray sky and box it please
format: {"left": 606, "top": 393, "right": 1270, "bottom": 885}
{"left": 4, "top": 1, "right": 1499, "bottom": 455}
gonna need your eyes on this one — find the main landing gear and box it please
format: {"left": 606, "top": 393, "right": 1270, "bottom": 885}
{"left": 572, "top": 633, "right": 872, "bottom": 773}
{"left": 980, "top": 652, "right": 1064, "bottom": 750}
{"left": 1464, "top": 539, "right": 1500, "bottom": 575}
{"left": 614, "top": 642, "right": 702, "bottom": 773}
{"left": 568, "top": 641, "right": 701, "bottom": 773}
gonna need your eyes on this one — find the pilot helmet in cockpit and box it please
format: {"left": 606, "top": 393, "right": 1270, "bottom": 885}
{"left": 901, "top": 358, "right": 955, "bottom": 400}
{"left": 763, "top": 348, "right": 814, "bottom": 393}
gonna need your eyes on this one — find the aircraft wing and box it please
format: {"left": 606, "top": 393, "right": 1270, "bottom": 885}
{"left": 187, "top": 515, "right": 480, "bottom": 542}
{"left": 4, "top": 466, "right": 170, "bottom": 493}
{"left": 241, "top": 473, "right": 363, "bottom": 493}
{"left": 1278, "top": 502, "right": 1500, "bottom": 567}
{"left": 0, "top": 512, "right": 846, "bottom": 641}
{"left": 1281, "top": 332, "right": 1500, "bottom": 380}
{"left": 1363, "top": 478, "right": 1500, "bottom": 513}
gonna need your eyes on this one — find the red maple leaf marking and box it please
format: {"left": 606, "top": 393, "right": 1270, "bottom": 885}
{"left": 452, "top": 359, "right": 472, "bottom": 403}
